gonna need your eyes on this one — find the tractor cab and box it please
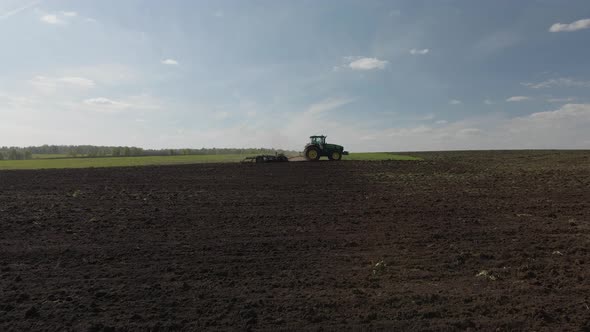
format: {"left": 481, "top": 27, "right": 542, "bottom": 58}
{"left": 310, "top": 135, "right": 326, "bottom": 146}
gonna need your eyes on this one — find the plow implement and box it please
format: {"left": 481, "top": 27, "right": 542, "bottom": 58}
{"left": 241, "top": 154, "right": 289, "bottom": 163}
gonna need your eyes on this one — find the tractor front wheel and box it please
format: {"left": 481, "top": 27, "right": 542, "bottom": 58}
{"left": 328, "top": 151, "right": 342, "bottom": 161}
{"left": 305, "top": 147, "right": 321, "bottom": 161}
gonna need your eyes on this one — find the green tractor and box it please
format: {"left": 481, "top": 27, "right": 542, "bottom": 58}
{"left": 304, "top": 135, "right": 349, "bottom": 161}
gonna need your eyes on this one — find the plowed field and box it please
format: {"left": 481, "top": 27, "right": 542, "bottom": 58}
{"left": 1, "top": 151, "right": 589, "bottom": 331}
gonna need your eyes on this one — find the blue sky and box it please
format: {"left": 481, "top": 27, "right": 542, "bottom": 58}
{"left": 1, "top": 0, "right": 590, "bottom": 151}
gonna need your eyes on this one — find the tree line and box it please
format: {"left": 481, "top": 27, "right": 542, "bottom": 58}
{"left": 0, "top": 148, "right": 33, "bottom": 160}
{"left": 0, "top": 145, "right": 297, "bottom": 160}
{"left": 142, "top": 147, "right": 296, "bottom": 156}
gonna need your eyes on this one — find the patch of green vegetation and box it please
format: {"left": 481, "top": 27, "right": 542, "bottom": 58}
{"left": 32, "top": 154, "right": 71, "bottom": 159}
{"left": 1, "top": 152, "right": 421, "bottom": 170}
{"left": 0, "top": 154, "right": 248, "bottom": 170}
{"left": 345, "top": 152, "right": 422, "bottom": 161}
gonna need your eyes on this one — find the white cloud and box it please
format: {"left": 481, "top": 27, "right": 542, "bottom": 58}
{"left": 549, "top": 18, "right": 590, "bottom": 32}
{"left": 56, "top": 77, "right": 95, "bottom": 87}
{"left": 0, "top": 88, "right": 166, "bottom": 146}
{"left": 214, "top": 10, "right": 224, "bottom": 18}
{"left": 306, "top": 97, "right": 355, "bottom": 114}
{"left": 40, "top": 14, "right": 65, "bottom": 25}
{"left": 121, "top": 94, "right": 162, "bottom": 111}
{"left": 84, "top": 97, "right": 126, "bottom": 107}
{"left": 0, "top": 93, "right": 34, "bottom": 109}
{"left": 547, "top": 97, "right": 576, "bottom": 103}
{"left": 497, "top": 104, "right": 590, "bottom": 147}
{"left": 348, "top": 57, "right": 388, "bottom": 70}
{"left": 80, "top": 95, "right": 161, "bottom": 113}
{"left": 30, "top": 76, "right": 95, "bottom": 93}
{"left": 410, "top": 48, "right": 429, "bottom": 55}
{"left": 355, "top": 104, "right": 590, "bottom": 151}
{"left": 506, "top": 96, "right": 531, "bottom": 102}
{"left": 7, "top": 99, "right": 589, "bottom": 150}
{"left": 435, "top": 120, "right": 448, "bottom": 125}
{"left": 39, "top": 10, "right": 87, "bottom": 25}
{"left": 484, "top": 99, "right": 494, "bottom": 105}
{"left": 449, "top": 99, "right": 462, "bottom": 105}
{"left": 522, "top": 78, "right": 590, "bottom": 89}
{"left": 161, "top": 59, "right": 179, "bottom": 65}
{"left": 0, "top": 0, "right": 40, "bottom": 20}
{"left": 526, "top": 103, "right": 589, "bottom": 120}
{"left": 62, "top": 64, "right": 136, "bottom": 85}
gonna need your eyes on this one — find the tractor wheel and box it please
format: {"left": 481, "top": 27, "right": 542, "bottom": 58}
{"left": 305, "top": 147, "right": 321, "bottom": 161}
{"left": 329, "top": 151, "right": 342, "bottom": 161}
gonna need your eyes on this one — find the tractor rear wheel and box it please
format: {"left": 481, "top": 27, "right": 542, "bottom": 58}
{"left": 328, "top": 151, "right": 342, "bottom": 161}
{"left": 305, "top": 146, "right": 321, "bottom": 161}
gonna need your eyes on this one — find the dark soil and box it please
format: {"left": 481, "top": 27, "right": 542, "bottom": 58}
{"left": 1, "top": 151, "right": 590, "bottom": 331}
